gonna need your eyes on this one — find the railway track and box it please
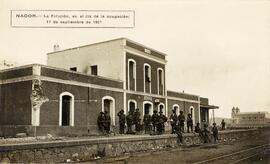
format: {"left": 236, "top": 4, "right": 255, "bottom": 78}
{"left": 192, "top": 143, "right": 269, "bottom": 164}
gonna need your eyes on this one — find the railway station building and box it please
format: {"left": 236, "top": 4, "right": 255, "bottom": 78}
{"left": 0, "top": 38, "right": 218, "bottom": 136}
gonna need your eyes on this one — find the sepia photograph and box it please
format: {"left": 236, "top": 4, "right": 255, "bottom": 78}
{"left": 0, "top": 0, "right": 269, "bottom": 163}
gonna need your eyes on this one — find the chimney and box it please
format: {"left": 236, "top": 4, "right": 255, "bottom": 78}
{"left": 53, "top": 44, "right": 60, "bottom": 52}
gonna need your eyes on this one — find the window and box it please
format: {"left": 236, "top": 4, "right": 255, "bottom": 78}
{"left": 91, "top": 65, "right": 98, "bottom": 75}
{"left": 144, "top": 64, "right": 151, "bottom": 93}
{"left": 70, "top": 67, "right": 77, "bottom": 71}
{"left": 143, "top": 101, "right": 153, "bottom": 115}
{"left": 173, "top": 104, "right": 180, "bottom": 115}
{"left": 59, "top": 92, "right": 74, "bottom": 126}
{"left": 102, "top": 96, "right": 115, "bottom": 126}
{"left": 157, "top": 68, "right": 164, "bottom": 95}
{"left": 128, "top": 99, "right": 137, "bottom": 114}
{"left": 189, "top": 106, "right": 195, "bottom": 124}
{"left": 128, "top": 59, "right": 136, "bottom": 91}
{"left": 158, "top": 103, "right": 165, "bottom": 116}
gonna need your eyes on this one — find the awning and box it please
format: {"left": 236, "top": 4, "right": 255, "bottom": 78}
{"left": 200, "top": 104, "right": 219, "bottom": 109}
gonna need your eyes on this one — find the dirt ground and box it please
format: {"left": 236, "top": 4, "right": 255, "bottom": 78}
{"left": 93, "top": 129, "right": 270, "bottom": 164}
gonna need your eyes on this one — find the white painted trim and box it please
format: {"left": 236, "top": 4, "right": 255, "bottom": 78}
{"left": 127, "top": 99, "right": 137, "bottom": 112}
{"left": 127, "top": 59, "right": 137, "bottom": 91}
{"left": 143, "top": 63, "right": 151, "bottom": 94}
{"left": 158, "top": 102, "right": 166, "bottom": 116}
{"left": 102, "top": 96, "right": 116, "bottom": 126}
{"left": 59, "top": 92, "right": 75, "bottom": 126}
{"left": 198, "top": 97, "right": 201, "bottom": 123}
{"left": 124, "top": 46, "right": 167, "bottom": 64}
{"left": 143, "top": 101, "right": 153, "bottom": 116}
{"left": 173, "top": 104, "right": 180, "bottom": 115}
{"left": 0, "top": 75, "right": 200, "bottom": 103}
{"left": 123, "top": 52, "right": 127, "bottom": 114}
{"left": 157, "top": 68, "right": 164, "bottom": 96}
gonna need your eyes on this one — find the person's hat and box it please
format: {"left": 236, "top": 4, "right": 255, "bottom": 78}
{"left": 154, "top": 110, "right": 158, "bottom": 113}
{"left": 213, "top": 123, "right": 216, "bottom": 125}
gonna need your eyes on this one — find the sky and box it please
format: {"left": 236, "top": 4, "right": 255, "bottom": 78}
{"left": 0, "top": 0, "right": 270, "bottom": 118}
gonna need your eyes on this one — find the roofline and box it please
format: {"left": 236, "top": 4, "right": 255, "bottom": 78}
{"left": 47, "top": 37, "right": 125, "bottom": 55}
{"left": 47, "top": 37, "right": 168, "bottom": 57}
{"left": 124, "top": 38, "right": 167, "bottom": 56}
{"left": 0, "top": 63, "right": 40, "bottom": 73}
{"left": 0, "top": 63, "right": 123, "bottom": 83}
{"left": 167, "top": 89, "right": 199, "bottom": 97}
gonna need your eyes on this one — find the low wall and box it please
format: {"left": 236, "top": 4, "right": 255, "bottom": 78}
{"left": 0, "top": 129, "right": 261, "bottom": 163}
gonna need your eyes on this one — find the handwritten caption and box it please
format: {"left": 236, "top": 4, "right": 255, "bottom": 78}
{"left": 11, "top": 10, "right": 135, "bottom": 28}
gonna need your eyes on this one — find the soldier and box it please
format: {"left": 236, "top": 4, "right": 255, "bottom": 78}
{"left": 158, "top": 111, "right": 167, "bottom": 134}
{"left": 170, "top": 109, "right": 178, "bottom": 134}
{"left": 151, "top": 110, "right": 159, "bottom": 134}
{"left": 212, "top": 123, "right": 219, "bottom": 142}
{"left": 126, "top": 110, "right": 134, "bottom": 134}
{"left": 133, "top": 108, "right": 141, "bottom": 132}
{"left": 221, "top": 119, "right": 226, "bottom": 130}
{"left": 117, "top": 109, "right": 126, "bottom": 134}
{"left": 201, "top": 123, "right": 211, "bottom": 143}
{"left": 175, "top": 124, "right": 183, "bottom": 144}
{"left": 104, "top": 111, "right": 111, "bottom": 134}
{"left": 187, "top": 113, "right": 193, "bottom": 133}
{"left": 97, "top": 112, "right": 106, "bottom": 134}
{"left": 178, "top": 111, "right": 185, "bottom": 132}
{"left": 194, "top": 122, "right": 201, "bottom": 133}
{"left": 143, "top": 111, "right": 152, "bottom": 134}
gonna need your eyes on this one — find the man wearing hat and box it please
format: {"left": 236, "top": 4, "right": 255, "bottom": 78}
{"left": 212, "top": 123, "right": 219, "bottom": 142}
{"left": 151, "top": 110, "right": 159, "bottom": 134}
{"left": 117, "top": 109, "right": 126, "bottom": 134}
{"left": 170, "top": 109, "right": 178, "bottom": 134}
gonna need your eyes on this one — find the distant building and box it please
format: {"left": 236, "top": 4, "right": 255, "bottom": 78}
{"left": 0, "top": 38, "right": 219, "bottom": 137}
{"left": 231, "top": 107, "right": 270, "bottom": 127}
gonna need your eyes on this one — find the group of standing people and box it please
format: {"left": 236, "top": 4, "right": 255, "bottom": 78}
{"left": 169, "top": 109, "right": 194, "bottom": 134}
{"left": 117, "top": 108, "right": 168, "bottom": 135}
{"left": 97, "top": 108, "right": 226, "bottom": 143}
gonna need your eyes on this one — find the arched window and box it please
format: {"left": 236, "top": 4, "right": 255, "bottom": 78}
{"left": 102, "top": 96, "right": 116, "bottom": 126}
{"left": 158, "top": 103, "right": 166, "bottom": 116}
{"left": 143, "top": 101, "right": 153, "bottom": 115}
{"left": 157, "top": 68, "right": 164, "bottom": 95}
{"left": 127, "top": 99, "right": 137, "bottom": 114}
{"left": 173, "top": 104, "right": 180, "bottom": 115}
{"left": 189, "top": 106, "right": 195, "bottom": 124}
{"left": 128, "top": 59, "right": 136, "bottom": 91}
{"left": 59, "top": 92, "right": 75, "bottom": 126}
{"left": 144, "top": 63, "right": 151, "bottom": 93}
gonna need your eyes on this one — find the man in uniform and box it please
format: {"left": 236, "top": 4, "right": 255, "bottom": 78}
{"left": 158, "top": 111, "right": 167, "bottom": 134}
{"left": 133, "top": 108, "right": 141, "bottom": 133}
{"left": 126, "top": 110, "right": 134, "bottom": 134}
{"left": 212, "top": 123, "right": 219, "bottom": 142}
{"left": 97, "top": 112, "right": 106, "bottom": 134}
{"left": 151, "top": 110, "right": 159, "bottom": 134}
{"left": 170, "top": 109, "right": 178, "bottom": 134}
{"left": 201, "top": 123, "right": 211, "bottom": 143}
{"left": 221, "top": 119, "right": 226, "bottom": 130}
{"left": 187, "top": 113, "right": 193, "bottom": 133}
{"left": 143, "top": 110, "right": 152, "bottom": 134}
{"left": 117, "top": 109, "right": 126, "bottom": 134}
{"left": 104, "top": 111, "right": 111, "bottom": 134}
{"left": 178, "top": 111, "right": 185, "bottom": 132}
